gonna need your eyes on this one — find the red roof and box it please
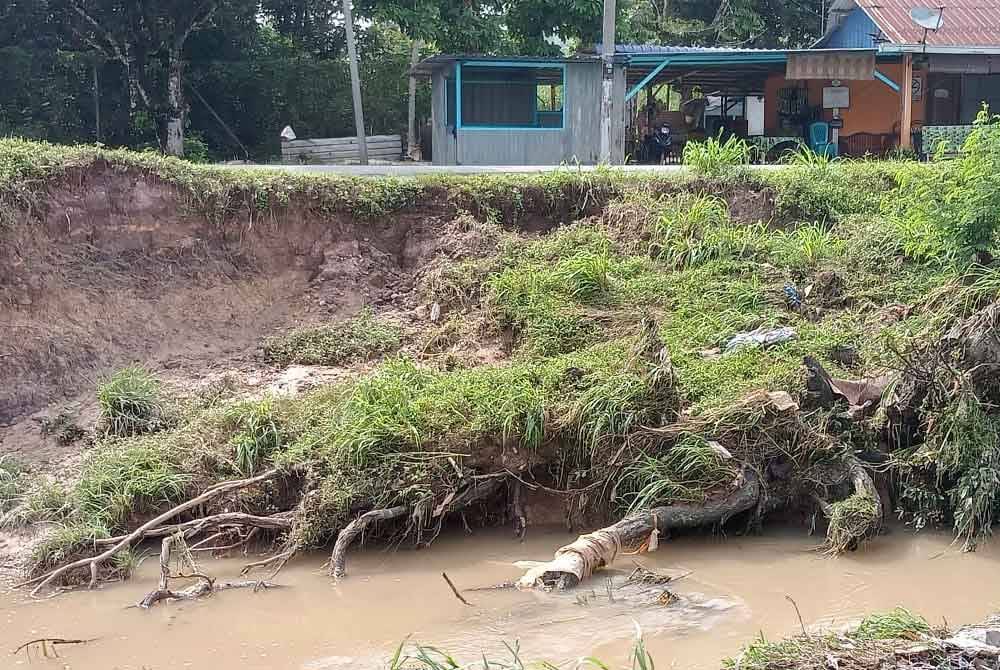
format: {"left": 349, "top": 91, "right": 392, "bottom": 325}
{"left": 858, "top": 0, "right": 1000, "bottom": 46}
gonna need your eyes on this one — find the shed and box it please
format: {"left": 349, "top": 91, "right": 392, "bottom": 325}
{"left": 412, "top": 55, "right": 627, "bottom": 166}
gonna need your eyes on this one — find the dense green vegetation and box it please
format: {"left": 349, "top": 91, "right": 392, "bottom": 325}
{"left": 1, "top": 1, "right": 826, "bottom": 159}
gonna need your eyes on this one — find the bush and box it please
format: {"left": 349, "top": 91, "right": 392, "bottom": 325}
{"left": 97, "top": 366, "right": 168, "bottom": 437}
{"left": 893, "top": 106, "right": 1000, "bottom": 264}
{"left": 262, "top": 310, "right": 401, "bottom": 366}
{"left": 683, "top": 133, "right": 752, "bottom": 177}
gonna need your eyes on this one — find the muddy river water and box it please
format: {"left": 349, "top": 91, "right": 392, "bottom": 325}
{"left": 2, "top": 526, "right": 998, "bottom": 669}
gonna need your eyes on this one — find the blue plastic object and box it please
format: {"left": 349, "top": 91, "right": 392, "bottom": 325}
{"left": 808, "top": 122, "right": 838, "bottom": 158}
{"left": 784, "top": 284, "right": 802, "bottom": 309}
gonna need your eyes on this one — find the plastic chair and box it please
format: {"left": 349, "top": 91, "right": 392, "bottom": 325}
{"left": 808, "top": 122, "right": 838, "bottom": 158}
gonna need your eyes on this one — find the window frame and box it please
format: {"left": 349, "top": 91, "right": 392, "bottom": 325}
{"left": 456, "top": 61, "right": 567, "bottom": 131}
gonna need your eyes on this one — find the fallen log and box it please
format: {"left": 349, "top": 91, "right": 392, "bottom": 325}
{"left": 19, "top": 469, "right": 282, "bottom": 596}
{"left": 517, "top": 469, "right": 761, "bottom": 590}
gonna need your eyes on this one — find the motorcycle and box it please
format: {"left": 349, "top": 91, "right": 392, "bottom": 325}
{"left": 642, "top": 124, "right": 674, "bottom": 164}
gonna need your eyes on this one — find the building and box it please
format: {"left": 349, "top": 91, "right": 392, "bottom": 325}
{"left": 414, "top": 0, "right": 1000, "bottom": 165}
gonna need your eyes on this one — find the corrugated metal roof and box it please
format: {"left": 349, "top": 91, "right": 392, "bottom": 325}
{"left": 614, "top": 44, "right": 786, "bottom": 54}
{"left": 857, "top": 0, "right": 1000, "bottom": 47}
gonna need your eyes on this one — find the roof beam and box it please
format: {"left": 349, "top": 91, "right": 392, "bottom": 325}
{"left": 625, "top": 58, "right": 671, "bottom": 102}
{"left": 873, "top": 69, "right": 900, "bottom": 91}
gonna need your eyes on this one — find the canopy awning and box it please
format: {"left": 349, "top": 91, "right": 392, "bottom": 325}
{"left": 786, "top": 51, "right": 875, "bottom": 80}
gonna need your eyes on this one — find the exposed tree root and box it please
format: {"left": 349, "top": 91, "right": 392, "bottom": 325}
{"left": 138, "top": 535, "right": 281, "bottom": 609}
{"left": 816, "top": 459, "right": 884, "bottom": 554}
{"left": 18, "top": 469, "right": 282, "bottom": 596}
{"left": 330, "top": 506, "right": 410, "bottom": 579}
{"left": 517, "top": 469, "right": 761, "bottom": 590}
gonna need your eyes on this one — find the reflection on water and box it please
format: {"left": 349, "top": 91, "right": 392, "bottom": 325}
{"left": 2, "top": 525, "right": 999, "bottom": 669}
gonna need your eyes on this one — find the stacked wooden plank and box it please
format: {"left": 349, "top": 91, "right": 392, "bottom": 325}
{"left": 280, "top": 135, "right": 403, "bottom": 164}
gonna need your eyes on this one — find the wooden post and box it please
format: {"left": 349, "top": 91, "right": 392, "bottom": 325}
{"left": 900, "top": 53, "right": 914, "bottom": 150}
{"left": 599, "top": 0, "right": 617, "bottom": 164}
{"left": 342, "top": 0, "right": 368, "bottom": 165}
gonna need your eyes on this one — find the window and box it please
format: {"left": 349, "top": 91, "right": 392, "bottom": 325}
{"left": 457, "top": 64, "right": 565, "bottom": 130}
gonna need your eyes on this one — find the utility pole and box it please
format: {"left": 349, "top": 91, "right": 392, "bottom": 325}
{"left": 599, "top": 0, "right": 617, "bottom": 164}
{"left": 342, "top": 0, "right": 368, "bottom": 165}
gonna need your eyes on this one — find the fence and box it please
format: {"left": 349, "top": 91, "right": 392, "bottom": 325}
{"left": 280, "top": 134, "right": 403, "bottom": 164}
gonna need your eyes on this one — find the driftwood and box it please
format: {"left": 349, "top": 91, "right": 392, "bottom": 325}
{"left": 19, "top": 469, "right": 282, "bottom": 596}
{"left": 138, "top": 535, "right": 280, "bottom": 609}
{"left": 12, "top": 638, "right": 94, "bottom": 658}
{"left": 517, "top": 469, "right": 761, "bottom": 590}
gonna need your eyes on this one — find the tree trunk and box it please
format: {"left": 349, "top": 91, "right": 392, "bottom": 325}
{"left": 165, "top": 47, "right": 185, "bottom": 157}
{"left": 407, "top": 39, "right": 423, "bottom": 161}
{"left": 518, "top": 469, "right": 761, "bottom": 590}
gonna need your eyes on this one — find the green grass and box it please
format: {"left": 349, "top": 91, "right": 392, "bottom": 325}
{"left": 0, "top": 456, "right": 24, "bottom": 517}
{"left": 618, "top": 435, "right": 739, "bottom": 513}
{"left": 727, "top": 608, "right": 930, "bottom": 670}
{"left": 74, "top": 438, "right": 190, "bottom": 530}
{"left": 262, "top": 310, "right": 402, "bottom": 367}
{"left": 97, "top": 365, "right": 169, "bottom": 437}
{"left": 226, "top": 397, "right": 285, "bottom": 476}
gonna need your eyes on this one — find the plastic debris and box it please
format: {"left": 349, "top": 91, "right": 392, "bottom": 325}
{"left": 783, "top": 284, "right": 802, "bottom": 309}
{"left": 724, "top": 326, "right": 797, "bottom": 354}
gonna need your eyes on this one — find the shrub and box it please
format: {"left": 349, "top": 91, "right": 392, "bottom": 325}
{"left": 893, "top": 106, "right": 1000, "bottom": 264}
{"left": 262, "top": 310, "right": 401, "bottom": 367}
{"left": 97, "top": 366, "right": 167, "bottom": 437}
{"left": 683, "top": 133, "right": 752, "bottom": 177}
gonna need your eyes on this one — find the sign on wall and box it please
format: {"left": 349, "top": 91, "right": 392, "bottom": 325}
{"left": 912, "top": 75, "right": 923, "bottom": 101}
{"left": 823, "top": 86, "right": 851, "bottom": 109}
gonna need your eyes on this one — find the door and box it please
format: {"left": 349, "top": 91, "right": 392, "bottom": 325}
{"left": 928, "top": 74, "right": 961, "bottom": 125}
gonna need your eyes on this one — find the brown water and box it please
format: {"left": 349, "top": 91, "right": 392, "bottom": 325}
{"left": 2, "top": 526, "right": 998, "bottom": 670}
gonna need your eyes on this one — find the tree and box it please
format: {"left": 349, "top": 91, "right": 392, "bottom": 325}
{"left": 61, "top": 0, "right": 257, "bottom": 156}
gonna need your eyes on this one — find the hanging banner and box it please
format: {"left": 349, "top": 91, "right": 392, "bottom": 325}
{"left": 787, "top": 52, "right": 875, "bottom": 80}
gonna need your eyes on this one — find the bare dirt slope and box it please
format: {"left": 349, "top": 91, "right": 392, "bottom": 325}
{"left": 0, "top": 165, "right": 474, "bottom": 467}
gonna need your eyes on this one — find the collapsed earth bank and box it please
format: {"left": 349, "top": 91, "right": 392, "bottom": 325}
{"left": 0, "top": 143, "right": 994, "bottom": 602}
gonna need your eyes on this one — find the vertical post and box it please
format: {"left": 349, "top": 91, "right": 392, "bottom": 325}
{"left": 900, "top": 53, "right": 914, "bottom": 150}
{"left": 342, "top": 0, "right": 368, "bottom": 165}
{"left": 599, "top": 0, "right": 617, "bottom": 164}
{"left": 93, "top": 61, "right": 101, "bottom": 143}
{"left": 407, "top": 39, "right": 422, "bottom": 161}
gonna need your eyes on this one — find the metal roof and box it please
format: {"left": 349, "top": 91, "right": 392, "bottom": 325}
{"left": 856, "top": 0, "right": 1000, "bottom": 48}
{"left": 412, "top": 54, "right": 599, "bottom": 76}
{"left": 614, "top": 45, "right": 786, "bottom": 54}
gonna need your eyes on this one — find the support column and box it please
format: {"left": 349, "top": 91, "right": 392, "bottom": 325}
{"left": 599, "top": 0, "right": 617, "bottom": 164}
{"left": 900, "top": 53, "right": 913, "bottom": 150}
{"left": 343, "top": 0, "right": 368, "bottom": 165}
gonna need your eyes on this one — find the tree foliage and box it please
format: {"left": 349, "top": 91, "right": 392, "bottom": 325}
{"left": 0, "top": 0, "right": 829, "bottom": 159}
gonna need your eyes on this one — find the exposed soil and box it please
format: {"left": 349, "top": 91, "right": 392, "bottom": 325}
{"left": 0, "top": 167, "right": 515, "bottom": 464}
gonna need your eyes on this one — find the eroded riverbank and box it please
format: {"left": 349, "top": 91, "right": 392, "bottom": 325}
{"left": 3, "top": 527, "right": 997, "bottom": 669}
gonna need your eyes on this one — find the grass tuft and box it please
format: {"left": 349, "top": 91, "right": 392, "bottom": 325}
{"left": 97, "top": 366, "right": 168, "bottom": 437}
{"left": 262, "top": 309, "right": 401, "bottom": 367}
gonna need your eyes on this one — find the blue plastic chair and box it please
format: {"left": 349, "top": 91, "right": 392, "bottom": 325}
{"left": 808, "top": 122, "right": 838, "bottom": 158}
